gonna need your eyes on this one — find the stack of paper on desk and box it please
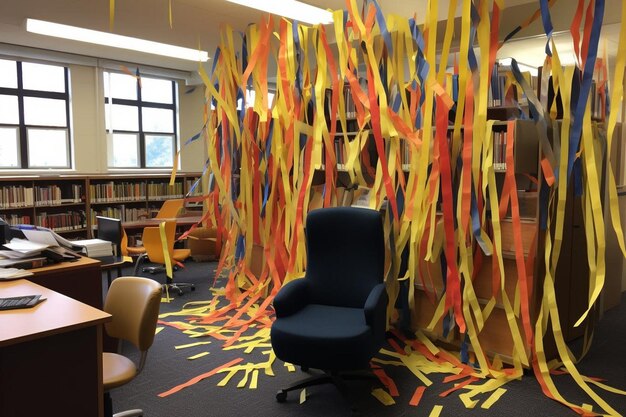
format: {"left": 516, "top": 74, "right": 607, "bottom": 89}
{"left": 0, "top": 268, "right": 34, "bottom": 280}
{"left": 3, "top": 239, "right": 48, "bottom": 256}
{"left": 70, "top": 239, "right": 113, "bottom": 257}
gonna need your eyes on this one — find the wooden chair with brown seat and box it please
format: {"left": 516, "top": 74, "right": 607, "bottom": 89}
{"left": 187, "top": 226, "right": 220, "bottom": 261}
{"left": 103, "top": 276, "right": 161, "bottom": 417}
{"left": 133, "top": 221, "right": 195, "bottom": 296}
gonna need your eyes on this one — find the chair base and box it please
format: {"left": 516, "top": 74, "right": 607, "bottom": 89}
{"left": 133, "top": 253, "right": 195, "bottom": 296}
{"left": 276, "top": 369, "right": 378, "bottom": 413}
{"left": 143, "top": 265, "right": 165, "bottom": 274}
{"left": 162, "top": 282, "right": 195, "bottom": 296}
{"left": 113, "top": 410, "right": 143, "bottom": 417}
{"left": 105, "top": 393, "right": 143, "bottom": 417}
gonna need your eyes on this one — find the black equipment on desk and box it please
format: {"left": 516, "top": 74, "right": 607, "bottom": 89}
{"left": 0, "top": 218, "right": 10, "bottom": 245}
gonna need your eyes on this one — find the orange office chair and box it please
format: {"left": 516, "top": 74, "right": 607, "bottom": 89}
{"left": 154, "top": 199, "right": 184, "bottom": 219}
{"left": 133, "top": 221, "right": 195, "bottom": 296}
{"left": 103, "top": 276, "right": 161, "bottom": 417}
{"left": 121, "top": 228, "right": 146, "bottom": 257}
{"left": 123, "top": 199, "right": 184, "bottom": 258}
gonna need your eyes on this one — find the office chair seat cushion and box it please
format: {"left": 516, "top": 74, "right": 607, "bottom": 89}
{"left": 271, "top": 304, "right": 378, "bottom": 371}
{"left": 126, "top": 246, "right": 146, "bottom": 255}
{"left": 172, "top": 248, "right": 191, "bottom": 262}
{"left": 103, "top": 352, "right": 138, "bottom": 390}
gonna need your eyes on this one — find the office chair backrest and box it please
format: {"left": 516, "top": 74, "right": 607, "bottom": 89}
{"left": 142, "top": 221, "right": 176, "bottom": 264}
{"left": 104, "top": 276, "right": 161, "bottom": 352}
{"left": 155, "top": 199, "right": 184, "bottom": 219}
{"left": 97, "top": 216, "right": 123, "bottom": 256}
{"left": 305, "top": 207, "right": 384, "bottom": 308}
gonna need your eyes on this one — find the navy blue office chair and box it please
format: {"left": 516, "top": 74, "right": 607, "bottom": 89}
{"left": 270, "top": 207, "right": 388, "bottom": 410}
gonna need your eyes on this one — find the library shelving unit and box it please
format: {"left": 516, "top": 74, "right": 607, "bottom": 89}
{"left": 0, "top": 172, "right": 201, "bottom": 238}
{"left": 315, "top": 87, "right": 377, "bottom": 194}
{"left": 0, "top": 175, "right": 87, "bottom": 235}
{"left": 409, "top": 118, "right": 542, "bottom": 364}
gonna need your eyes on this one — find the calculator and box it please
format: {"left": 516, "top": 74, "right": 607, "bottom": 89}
{"left": 0, "top": 295, "right": 43, "bottom": 310}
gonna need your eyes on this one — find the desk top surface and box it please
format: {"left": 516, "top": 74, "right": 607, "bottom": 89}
{"left": 93, "top": 255, "right": 131, "bottom": 269}
{"left": 0, "top": 279, "right": 111, "bottom": 347}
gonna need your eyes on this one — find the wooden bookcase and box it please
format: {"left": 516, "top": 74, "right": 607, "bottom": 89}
{"left": 410, "top": 119, "right": 542, "bottom": 364}
{"left": 0, "top": 172, "right": 202, "bottom": 238}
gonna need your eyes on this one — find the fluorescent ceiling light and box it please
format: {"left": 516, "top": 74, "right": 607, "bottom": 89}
{"left": 25, "top": 18, "right": 209, "bottom": 62}
{"left": 226, "top": 0, "right": 333, "bottom": 25}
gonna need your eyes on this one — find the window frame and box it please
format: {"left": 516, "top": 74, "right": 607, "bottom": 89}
{"left": 0, "top": 60, "right": 71, "bottom": 169}
{"left": 104, "top": 72, "right": 178, "bottom": 169}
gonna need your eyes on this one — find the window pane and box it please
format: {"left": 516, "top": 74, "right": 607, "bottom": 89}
{"left": 108, "top": 72, "right": 137, "bottom": 100}
{"left": 0, "top": 95, "right": 19, "bottom": 124}
{"left": 110, "top": 133, "right": 139, "bottom": 167}
{"left": 0, "top": 59, "right": 17, "bottom": 88}
{"left": 142, "top": 107, "right": 173, "bottom": 132}
{"left": 22, "top": 62, "right": 66, "bottom": 93}
{"left": 24, "top": 97, "right": 67, "bottom": 126}
{"left": 111, "top": 104, "right": 139, "bottom": 131}
{"left": 141, "top": 77, "right": 173, "bottom": 104}
{"left": 0, "top": 127, "right": 20, "bottom": 168}
{"left": 27, "top": 128, "right": 69, "bottom": 167}
{"left": 145, "top": 135, "right": 174, "bottom": 167}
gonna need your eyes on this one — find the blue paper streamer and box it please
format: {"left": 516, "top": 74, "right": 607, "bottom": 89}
{"left": 372, "top": 1, "right": 393, "bottom": 56}
{"left": 567, "top": 0, "right": 605, "bottom": 179}
{"left": 539, "top": 0, "right": 554, "bottom": 57}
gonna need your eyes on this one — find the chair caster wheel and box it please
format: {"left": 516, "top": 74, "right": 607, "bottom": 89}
{"left": 191, "top": 286, "right": 196, "bottom": 291}
{"left": 276, "top": 390, "right": 287, "bottom": 403}
{"left": 177, "top": 290, "right": 184, "bottom": 296}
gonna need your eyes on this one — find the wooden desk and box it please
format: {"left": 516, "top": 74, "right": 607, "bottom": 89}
{"left": 122, "top": 215, "right": 201, "bottom": 229}
{"left": 28, "top": 256, "right": 103, "bottom": 308}
{"left": 95, "top": 255, "right": 132, "bottom": 287}
{"left": 0, "top": 279, "right": 111, "bottom": 417}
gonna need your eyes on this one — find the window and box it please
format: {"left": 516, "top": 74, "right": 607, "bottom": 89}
{"left": 104, "top": 72, "right": 178, "bottom": 168}
{"left": 0, "top": 59, "right": 71, "bottom": 169}
{"left": 234, "top": 88, "right": 275, "bottom": 111}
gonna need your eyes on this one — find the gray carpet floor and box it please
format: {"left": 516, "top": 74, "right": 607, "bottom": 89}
{"left": 106, "top": 261, "right": 626, "bottom": 417}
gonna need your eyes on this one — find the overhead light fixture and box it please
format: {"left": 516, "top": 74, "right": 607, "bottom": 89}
{"left": 225, "top": 0, "right": 333, "bottom": 25}
{"left": 25, "top": 18, "right": 209, "bottom": 62}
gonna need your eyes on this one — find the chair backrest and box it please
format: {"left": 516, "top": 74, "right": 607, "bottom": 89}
{"left": 96, "top": 216, "right": 123, "bottom": 256}
{"left": 155, "top": 199, "right": 184, "bottom": 219}
{"left": 104, "top": 276, "right": 162, "bottom": 352}
{"left": 120, "top": 228, "right": 129, "bottom": 256}
{"left": 305, "top": 207, "right": 384, "bottom": 308}
{"left": 142, "top": 221, "right": 176, "bottom": 264}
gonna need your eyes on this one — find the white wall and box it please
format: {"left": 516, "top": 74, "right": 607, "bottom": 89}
{"left": 178, "top": 85, "right": 206, "bottom": 173}
{"left": 71, "top": 64, "right": 107, "bottom": 173}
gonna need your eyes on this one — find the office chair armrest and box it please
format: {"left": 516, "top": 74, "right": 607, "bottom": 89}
{"left": 363, "top": 283, "right": 388, "bottom": 335}
{"left": 273, "top": 278, "right": 310, "bottom": 318}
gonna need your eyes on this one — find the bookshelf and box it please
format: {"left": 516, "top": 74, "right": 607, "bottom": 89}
{"left": 0, "top": 176, "right": 87, "bottom": 234}
{"left": 408, "top": 118, "right": 542, "bottom": 364}
{"left": 0, "top": 172, "right": 201, "bottom": 238}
